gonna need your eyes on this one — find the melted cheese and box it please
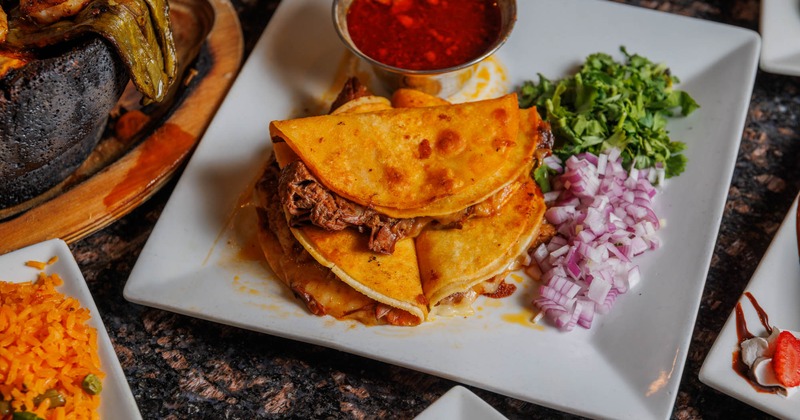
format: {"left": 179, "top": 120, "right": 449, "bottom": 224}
{"left": 430, "top": 289, "right": 478, "bottom": 318}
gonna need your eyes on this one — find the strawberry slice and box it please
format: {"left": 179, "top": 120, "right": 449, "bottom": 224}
{"left": 773, "top": 331, "right": 800, "bottom": 388}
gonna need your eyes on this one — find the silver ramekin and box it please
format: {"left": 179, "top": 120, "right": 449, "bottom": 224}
{"left": 332, "top": 0, "right": 517, "bottom": 98}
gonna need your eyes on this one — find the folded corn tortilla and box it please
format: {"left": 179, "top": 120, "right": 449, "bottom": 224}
{"left": 417, "top": 176, "right": 546, "bottom": 313}
{"left": 269, "top": 93, "right": 535, "bottom": 218}
{"left": 257, "top": 88, "right": 548, "bottom": 325}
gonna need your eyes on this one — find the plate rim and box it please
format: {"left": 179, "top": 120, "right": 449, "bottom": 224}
{"left": 759, "top": 0, "right": 800, "bottom": 76}
{"left": 414, "top": 386, "right": 507, "bottom": 420}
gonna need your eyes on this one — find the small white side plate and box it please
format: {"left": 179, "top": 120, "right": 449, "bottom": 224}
{"left": 0, "top": 239, "right": 141, "bottom": 419}
{"left": 760, "top": 0, "right": 800, "bottom": 75}
{"left": 699, "top": 194, "right": 800, "bottom": 419}
{"left": 415, "top": 386, "right": 507, "bottom": 420}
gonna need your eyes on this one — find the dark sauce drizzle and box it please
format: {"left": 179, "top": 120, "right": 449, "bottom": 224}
{"left": 733, "top": 292, "right": 781, "bottom": 394}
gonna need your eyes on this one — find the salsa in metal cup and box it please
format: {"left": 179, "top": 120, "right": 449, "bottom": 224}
{"left": 345, "top": 0, "right": 503, "bottom": 71}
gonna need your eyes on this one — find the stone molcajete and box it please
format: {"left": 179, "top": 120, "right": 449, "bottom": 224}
{"left": 0, "top": 0, "right": 177, "bottom": 210}
{"left": 0, "top": 37, "right": 128, "bottom": 208}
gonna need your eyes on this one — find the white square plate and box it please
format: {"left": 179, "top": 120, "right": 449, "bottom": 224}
{"left": 2, "top": 239, "right": 141, "bottom": 419}
{"left": 699, "top": 194, "right": 800, "bottom": 419}
{"left": 760, "top": 0, "right": 800, "bottom": 76}
{"left": 124, "top": 0, "right": 760, "bottom": 418}
{"left": 414, "top": 386, "right": 506, "bottom": 420}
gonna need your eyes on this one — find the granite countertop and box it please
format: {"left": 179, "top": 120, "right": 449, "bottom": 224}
{"left": 67, "top": 0, "right": 800, "bottom": 418}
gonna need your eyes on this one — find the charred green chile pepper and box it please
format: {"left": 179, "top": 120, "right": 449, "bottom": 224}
{"left": 3, "top": 0, "right": 176, "bottom": 103}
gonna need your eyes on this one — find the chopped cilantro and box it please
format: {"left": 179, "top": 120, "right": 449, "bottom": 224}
{"left": 519, "top": 46, "right": 699, "bottom": 180}
{"left": 533, "top": 164, "right": 556, "bottom": 193}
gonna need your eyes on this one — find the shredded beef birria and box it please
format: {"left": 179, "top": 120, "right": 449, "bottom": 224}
{"left": 279, "top": 160, "right": 421, "bottom": 254}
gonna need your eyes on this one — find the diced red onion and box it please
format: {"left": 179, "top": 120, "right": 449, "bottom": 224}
{"left": 596, "top": 153, "right": 608, "bottom": 175}
{"left": 543, "top": 155, "right": 564, "bottom": 173}
{"left": 530, "top": 148, "right": 663, "bottom": 331}
{"left": 543, "top": 191, "right": 561, "bottom": 204}
{"left": 587, "top": 276, "right": 612, "bottom": 304}
{"left": 576, "top": 298, "right": 596, "bottom": 329}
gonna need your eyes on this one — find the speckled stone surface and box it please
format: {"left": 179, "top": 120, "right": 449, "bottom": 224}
{"left": 69, "top": 0, "right": 799, "bottom": 418}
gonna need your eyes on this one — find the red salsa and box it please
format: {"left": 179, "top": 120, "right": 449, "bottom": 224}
{"left": 346, "top": 0, "right": 502, "bottom": 71}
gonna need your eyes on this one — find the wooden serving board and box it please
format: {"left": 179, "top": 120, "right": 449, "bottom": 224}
{"left": 0, "top": 0, "right": 243, "bottom": 255}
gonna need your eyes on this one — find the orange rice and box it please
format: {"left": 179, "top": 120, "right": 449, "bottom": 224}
{"left": 0, "top": 260, "right": 103, "bottom": 420}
